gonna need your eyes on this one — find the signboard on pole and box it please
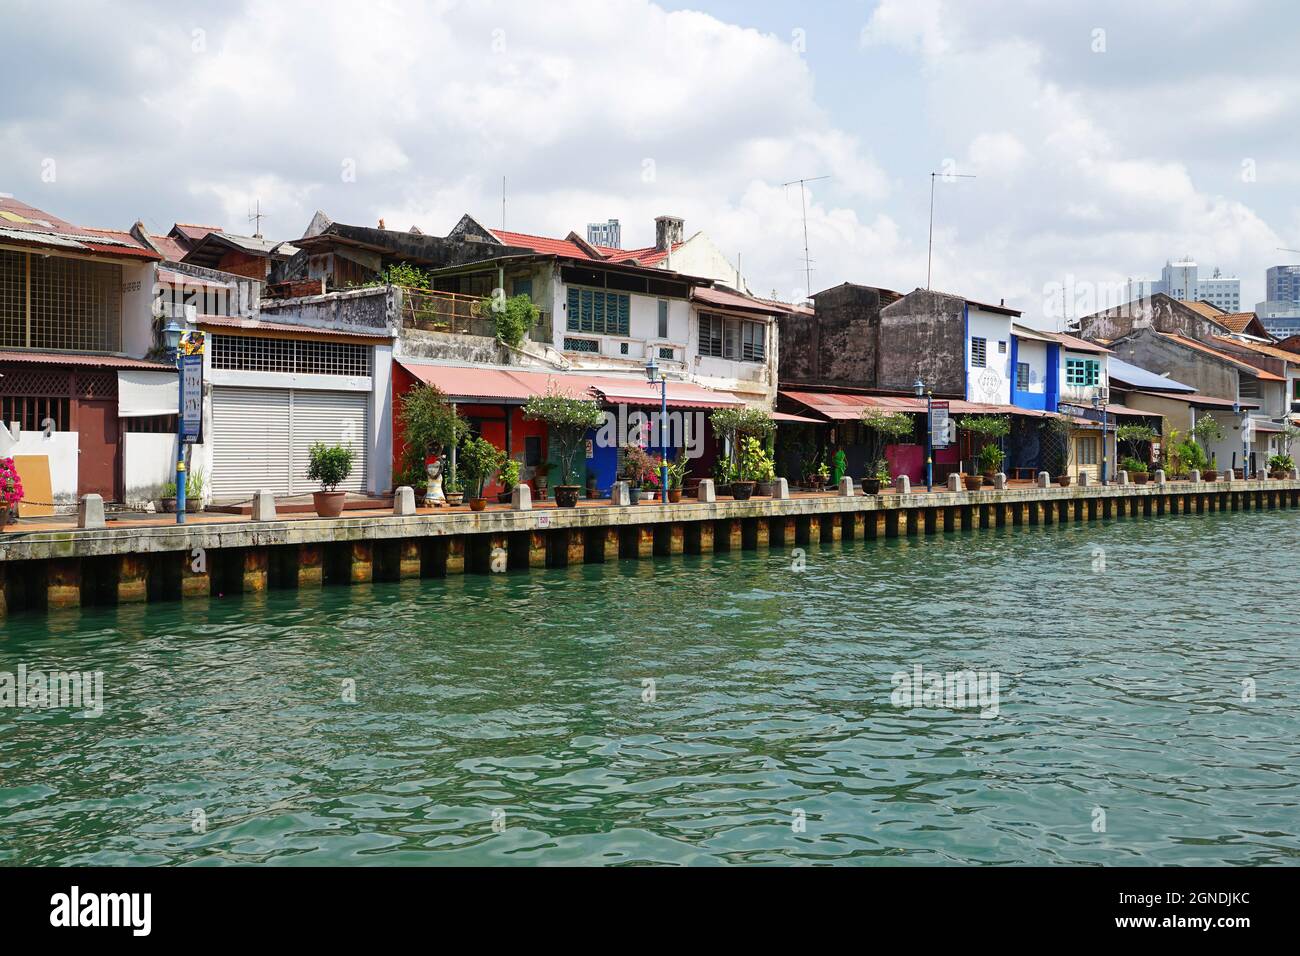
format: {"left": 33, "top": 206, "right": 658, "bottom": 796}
{"left": 180, "top": 354, "right": 203, "bottom": 444}
{"left": 931, "top": 400, "right": 951, "bottom": 448}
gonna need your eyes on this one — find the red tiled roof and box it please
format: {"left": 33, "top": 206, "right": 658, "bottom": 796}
{"left": 0, "top": 350, "right": 172, "bottom": 370}
{"left": 1210, "top": 335, "right": 1299, "bottom": 364}
{"left": 151, "top": 235, "right": 191, "bottom": 261}
{"left": 1216, "top": 312, "right": 1257, "bottom": 333}
{"left": 489, "top": 229, "right": 590, "bottom": 258}
{"left": 691, "top": 286, "right": 784, "bottom": 315}
{"left": 1160, "top": 332, "right": 1285, "bottom": 379}
{"left": 173, "top": 223, "right": 220, "bottom": 242}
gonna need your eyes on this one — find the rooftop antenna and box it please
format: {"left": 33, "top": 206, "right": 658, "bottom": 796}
{"left": 247, "top": 199, "right": 264, "bottom": 239}
{"left": 782, "top": 175, "right": 829, "bottom": 300}
{"left": 926, "top": 170, "right": 976, "bottom": 290}
{"left": 501, "top": 176, "right": 506, "bottom": 231}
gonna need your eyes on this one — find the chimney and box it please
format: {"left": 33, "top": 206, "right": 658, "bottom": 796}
{"left": 655, "top": 215, "right": 684, "bottom": 253}
{"left": 378, "top": 218, "right": 386, "bottom": 230}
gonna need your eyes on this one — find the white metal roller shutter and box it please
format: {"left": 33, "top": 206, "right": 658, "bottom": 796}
{"left": 289, "top": 390, "right": 369, "bottom": 494}
{"left": 211, "top": 386, "right": 292, "bottom": 498}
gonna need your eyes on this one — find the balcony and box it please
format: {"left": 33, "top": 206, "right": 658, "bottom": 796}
{"left": 399, "top": 287, "right": 499, "bottom": 338}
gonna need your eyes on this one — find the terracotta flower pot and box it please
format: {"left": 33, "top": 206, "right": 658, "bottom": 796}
{"left": 554, "top": 485, "right": 581, "bottom": 508}
{"left": 1057, "top": 475, "right": 1072, "bottom": 487}
{"left": 730, "top": 480, "right": 755, "bottom": 500}
{"left": 160, "top": 497, "right": 177, "bottom": 514}
{"left": 313, "top": 491, "right": 347, "bottom": 518}
{"left": 469, "top": 497, "right": 488, "bottom": 512}
{"left": 667, "top": 489, "right": 682, "bottom": 503}
{"left": 1132, "top": 472, "right": 1149, "bottom": 485}
{"left": 963, "top": 475, "right": 983, "bottom": 492}
{"left": 1203, "top": 470, "right": 1217, "bottom": 482}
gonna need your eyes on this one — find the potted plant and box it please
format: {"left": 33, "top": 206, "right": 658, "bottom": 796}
{"left": 444, "top": 475, "right": 464, "bottom": 507}
{"left": 1122, "top": 456, "right": 1149, "bottom": 484}
{"left": 459, "top": 435, "right": 505, "bottom": 512}
{"left": 640, "top": 467, "right": 659, "bottom": 502}
{"left": 532, "top": 461, "right": 552, "bottom": 500}
{"left": 524, "top": 390, "right": 605, "bottom": 508}
{"left": 397, "top": 383, "right": 468, "bottom": 505}
{"left": 622, "top": 445, "right": 655, "bottom": 505}
{"left": 860, "top": 409, "right": 913, "bottom": 491}
{"left": 307, "top": 442, "right": 355, "bottom": 517}
{"left": 159, "top": 480, "right": 178, "bottom": 514}
{"left": 862, "top": 458, "right": 890, "bottom": 495}
{"left": 185, "top": 467, "right": 206, "bottom": 513}
{"left": 743, "top": 437, "right": 777, "bottom": 496}
{"left": 496, "top": 458, "right": 521, "bottom": 504}
{"left": 964, "top": 472, "right": 984, "bottom": 492}
{"left": 713, "top": 456, "right": 736, "bottom": 497}
{"left": 665, "top": 455, "right": 689, "bottom": 503}
{"left": 1190, "top": 417, "right": 1224, "bottom": 480}
{"left": 711, "top": 405, "right": 776, "bottom": 495}
{"left": 977, "top": 443, "right": 1005, "bottom": 482}
{"left": 1204, "top": 455, "right": 1219, "bottom": 482}
{"left": 0, "top": 457, "right": 22, "bottom": 532}
{"left": 1268, "top": 454, "right": 1294, "bottom": 479}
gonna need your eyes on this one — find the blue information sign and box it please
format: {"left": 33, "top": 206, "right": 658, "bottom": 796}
{"left": 180, "top": 353, "right": 204, "bottom": 444}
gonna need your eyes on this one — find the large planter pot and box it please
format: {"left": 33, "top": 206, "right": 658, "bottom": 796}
{"left": 468, "top": 497, "right": 488, "bottom": 512}
{"left": 981, "top": 472, "right": 996, "bottom": 486}
{"left": 534, "top": 480, "right": 548, "bottom": 501}
{"left": 754, "top": 480, "right": 776, "bottom": 497}
{"left": 629, "top": 487, "right": 642, "bottom": 505}
{"left": 554, "top": 485, "right": 581, "bottom": 508}
{"left": 963, "top": 475, "right": 983, "bottom": 492}
{"left": 1132, "top": 471, "right": 1149, "bottom": 485}
{"left": 730, "top": 480, "right": 756, "bottom": 501}
{"left": 160, "top": 497, "right": 177, "bottom": 514}
{"left": 667, "top": 489, "right": 682, "bottom": 503}
{"left": 0, "top": 504, "right": 10, "bottom": 532}
{"left": 187, "top": 497, "right": 202, "bottom": 514}
{"left": 1270, "top": 470, "right": 1288, "bottom": 480}
{"left": 641, "top": 490, "right": 657, "bottom": 502}
{"left": 1203, "top": 470, "right": 1218, "bottom": 482}
{"left": 313, "top": 491, "right": 347, "bottom": 518}
{"left": 446, "top": 492, "right": 464, "bottom": 507}
{"left": 862, "top": 478, "right": 883, "bottom": 495}
{"left": 715, "top": 484, "right": 732, "bottom": 498}
{"left": 1056, "top": 475, "right": 1072, "bottom": 487}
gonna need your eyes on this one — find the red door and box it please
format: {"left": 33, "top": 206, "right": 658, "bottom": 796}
{"left": 77, "top": 399, "right": 122, "bottom": 502}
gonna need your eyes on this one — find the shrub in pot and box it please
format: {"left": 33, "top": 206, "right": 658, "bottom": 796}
{"left": 533, "top": 461, "right": 552, "bottom": 500}
{"left": 665, "top": 455, "right": 689, "bottom": 503}
{"left": 977, "top": 443, "right": 1005, "bottom": 482}
{"left": 159, "top": 480, "right": 178, "bottom": 514}
{"left": 185, "top": 468, "right": 206, "bottom": 513}
{"left": 622, "top": 444, "right": 655, "bottom": 505}
{"left": 1268, "top": 454, "right": 1294, "bottom": 479}
{"left": 444, "top": 475, "right": 464, "bottom": 507}
{"left": 307, "top": 443, "right": 355, "bottom": 517}
{"left": 1057, "top": 473, "right": 1073, "bottom": 487}
{"left": 862, "top": 458, "right": 890, "bottom": 495}
{"left": 496, "top": 458, "right": 520, "bottom": 504}
{"left": 741, "top": 437, "right": 777, "bottom": 496}
{"left": 524, "top": 390, "right": 605, "bottom": 508}
{"left": 397, "top": 383, "right": 468, "bottom": 507}
{"left": 1121, "top": 456, "right": 1149, "bottom": 485}
{"left": 458, "top": 435, "right": 505, "bottom": 512}
{"left": 1, "top": 456, "right": 23, "bottom": 531}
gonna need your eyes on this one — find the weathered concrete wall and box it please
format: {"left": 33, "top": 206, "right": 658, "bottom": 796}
{"left": 1078, "top": 294, "right": 1225, "bottom": 343}
{"left": 258, "top": 286, "right": 395, "bottom": 334}
{"left": 397, "top": 328, "right": 509, "bottom": 365}
{"left": 879, "top": 289, "right": 967, "bottom": 396}
{"left": 1111, "top": 327, "right": 1239, "bottom": 399}
{"left": 783, "top": 283, "right": 897, "bottom": 387}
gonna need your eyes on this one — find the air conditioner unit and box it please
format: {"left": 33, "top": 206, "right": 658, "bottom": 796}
{"left": 1097, "top": 386, "right": 1110, "bottom": 402}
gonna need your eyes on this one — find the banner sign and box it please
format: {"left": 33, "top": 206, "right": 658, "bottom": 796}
{"left": 931, "top": 401, "right": 950, "bottom": 448}
{"left": 180, "top": 331, "right": 205, "bottom": 445}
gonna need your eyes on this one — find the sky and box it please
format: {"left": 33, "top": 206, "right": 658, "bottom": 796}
{"left": 2, "top": 0, "right": 1298, "bottom": 327}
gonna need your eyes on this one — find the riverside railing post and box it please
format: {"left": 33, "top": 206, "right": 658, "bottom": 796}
{"left": 660, "top": 376, "right": 668, "bottom": 503}
{"left": 163, "top": 320, "right": 187, "bottom": 525}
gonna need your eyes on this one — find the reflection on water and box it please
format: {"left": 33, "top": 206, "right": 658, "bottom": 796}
{"left": 2, "top": 510, "right": 1298, "bottom": 865}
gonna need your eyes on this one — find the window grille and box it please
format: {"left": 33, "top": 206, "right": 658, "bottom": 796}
{"left": 210, "top": 334, "right": 371, "bottom": 376}
{"left": 564, "top": 337, "right": 599, "bottom": 353}
{"left": 0, "top": 250, "right": 121, "bottom": 351}
{"left": 566, "top": 287, "right": 629, "bottom": 335}
{"left": 658, "top": 347, "right": 675, "bottom": 360}
{"left": 1, "top": 395, "right": 70, "bottom": 432}
{"left": 971, "top": 337, "right": 987, "bottom": 368}
{"left": 1016, "top": 362, "right": 1030, "bottom": 390}
{"left": 1065, "top": 358, "right": 1099, "bottom": 386}
{"left": 124, "top": 414, "right": 178, "bottom": 433}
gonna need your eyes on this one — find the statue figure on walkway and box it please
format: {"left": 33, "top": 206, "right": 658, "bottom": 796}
{"left": 425, "top": 455, "right": 446, "bottom": 507}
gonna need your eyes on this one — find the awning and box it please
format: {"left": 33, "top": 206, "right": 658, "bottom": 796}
{"left": 1131, "top": 390, "right": 1260, "bottom": 410}
{"left": 397, "top": 361, "right": 745, "bottom": 408}
{"left": 773, "top": 411, "right": 823, "bottom": 424}
{"left": 118, "top": 368, "right": 179, "bottom": 418}
{"left": 157, "top": 267, "right": 233, "bottom": 290}
{"left": 779, "top": 389, "right": 1065, "bottom": 421}
{"left": 197, "top": 315, "right": 394, "bottom": 341}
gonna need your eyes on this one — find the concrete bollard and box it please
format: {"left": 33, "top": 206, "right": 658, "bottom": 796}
{"left": 1078, "top": 471, "right": 1090, "bottom": 487}
{"left": 838, "top": 476, "right": 855, "bottom": 497}
{"left": 610, "top": 481, "right": 631, "bottom": 507}
{"left": 947, "top": 473, "right": 962, "bottom": 492}
{"left": 696, "top": 479, "right": 716, "bottom": 503}
{"left": 1118, "top": 470, "right": 1129, "bottom": 485}
{"left": 1154, "top": 469, "right": 1166, "bottom": 485}
{"left": 772, "top": 477, "right": 790, "bottom": 500}
{"left": 895, "top": 475, "right": 911, "bottom": 494}
{"left": 1291, "top": 468, "right": 1299, "bottom": 481}
{"left": 993, "top": 472, "right": 1007, "bottom": 490}
{"left": 1037, "top": 472, "right": 1050, "bottom": 489}
{"left": 393, "top": 486, "right": 417, "bottom": 516}
{"left": 77, "top": 494, "right": 106, "bottom": 530}
{"left": 1189, "top": 469, "right": 1201, "bottom": 483}
{"left": 511, "top": 484, "right": 533, "bottom": 510}
{"left": 252, "top": 490, "right": 276, "bottom": 521}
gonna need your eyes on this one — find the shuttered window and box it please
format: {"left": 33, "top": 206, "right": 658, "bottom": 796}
{"left": 971, "top": 337, "right": 987, "bottom": 368}
{"left": 565, "top": 287, "right": 629, "bottom": 335}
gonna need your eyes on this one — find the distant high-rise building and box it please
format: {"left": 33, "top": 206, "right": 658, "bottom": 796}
{"left": 1266, "top": 264, "right": 1300, "bottom": 304}
{"left": 1125, "top": 258, "right": 1240, "bottom": 311}
{"left": 1254, "top": 299, "right": 1300, "bottom": 337}
{"left": 587, "top": 219, "right": 621, "bottom": 249}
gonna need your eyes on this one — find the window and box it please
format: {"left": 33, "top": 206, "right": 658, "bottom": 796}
{"left": 1076, "top": 436, "right": 1099, "bottom": 465}
{"left": 0, "top": 249, "right": 122, "bottom": 352}
{"left": 998, "top": 340, "right": 1007, "bottom": 354}
{"left": 0, "top": 395, "right": 70, "bottom": 432}
{"left": 698, "top": 312, "right": 765, "bottom": 362}
{"left": 564, "top": 337, "right": 599, "bottom": 353}
{"left": 657, "top": 300, "right": 669, "bottom": 338}
{"left": 210, "top": 335, "right": 372, "bottom": 376}
{"left": 619, "top": 342, "right": 629, "bottom": 355}
{"left": 524, "top": 436, "right": 542, "bottom": 467}
{"left": 1238, "top": 376, "right": 1259, "bottom": 399}
{"left": 124, "top": 414, "right": 178, "bottom": 433}
{"left": 658, "top": 347, "right": 675, "bottom": 360}
{"left": 1016, "top": 362, "right": 1030, "bottom": 390}
{"left": 1292, "top": 379, "right": 1300, "bottom": 401}
{"left": 971, "top": 337, "right": 987, "bottom": 368}
{"left": 566, "top": 287, "right": 630, "bottom": 335}
{"left": 1065, "top": 358, "right": 1100, "bottom": 386}
{"left": 513, "top": 277, "right": 533, "bottom": 299}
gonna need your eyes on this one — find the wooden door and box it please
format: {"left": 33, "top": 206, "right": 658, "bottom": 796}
{"left": 77, "top": 399, "right": 122, "bottom": 501}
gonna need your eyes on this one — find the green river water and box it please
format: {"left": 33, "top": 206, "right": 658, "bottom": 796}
{"left": 2, "top": 509, "right": 1298, "bottom": 866}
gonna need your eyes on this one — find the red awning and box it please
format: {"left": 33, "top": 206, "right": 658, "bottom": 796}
{"left": 397, "top": 361, "right": 745, "bottom": 408}
{"left": 779, "top": 390, "right": 1067, "bottom": 421}
{"left": 773, "top": 410, "right": 823, "bottom": 424}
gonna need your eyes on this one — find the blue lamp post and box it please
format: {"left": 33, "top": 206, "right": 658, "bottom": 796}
{"left": 645, "top": 355, "right": 668, "bottom": 502}
{"left": 914, "top": 376, "right": 933, "bottom": 492}
{"left": 164, "top": 320, "right": 186, "bottom": 524}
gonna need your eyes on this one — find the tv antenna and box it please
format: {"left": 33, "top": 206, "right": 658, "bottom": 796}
{"left": 247, "top": 199, "right": 264, "bottom": 238}
{"left": 927, "top": 171, "right": 976, "bottom": 289}
{"left": 501, "top": 176, "right": 507, "bottom": 231}
{"left": 782, "top": 175, "right": 829, "bottom": 300}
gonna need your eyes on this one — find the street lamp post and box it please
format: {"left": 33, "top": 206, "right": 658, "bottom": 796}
{"left": 164, "top": 320, "right": 187, "bottom": 525}
{"left": 914, "top": 376, "right": 932, "bottom": 492}
{"left": 1093, "top": 393, "right": 1109, "bottom": 484}
{"left": 645, "top": 356, "right": 668, "bottom": 502}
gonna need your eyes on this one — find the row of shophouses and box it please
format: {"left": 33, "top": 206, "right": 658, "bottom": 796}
{"left": 1, "top": 190, "right": 1298, "bottom": 510}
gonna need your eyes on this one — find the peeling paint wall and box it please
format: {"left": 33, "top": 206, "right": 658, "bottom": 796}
{"left": 1110, "top": 328, "right": 1239, "bottom": 400}
{"left": 782, "top": 284, "right": 895, "bottom": 388}
{"left": 879, "top": 290, "right": 968, "bottom": 396}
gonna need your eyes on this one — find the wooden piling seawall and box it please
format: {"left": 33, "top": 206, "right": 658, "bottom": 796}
{"left": 1, "top": 479, "right": 1297, "bottom": 618}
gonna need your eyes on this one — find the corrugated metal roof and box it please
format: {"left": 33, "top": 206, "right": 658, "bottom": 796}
{"left": 1108, "top": 357, "right": 1195, "bottom": 392}
{"left": 1160, "top": 332, "right": 1285, "bottom": 379}
{"left": 397, "top": 362, "right": 743, "bottom": 407}
{"left": 0, "top": 196, "right": 160, "bottom": 260}
{"left": 197, "top": 315, "right": 393, "bottom": 340}
{"left": 691, "top": 286, "right": 784, "bottom": 315}
{"left": 0, "top": 350, "right": 172, "bottom": 370}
